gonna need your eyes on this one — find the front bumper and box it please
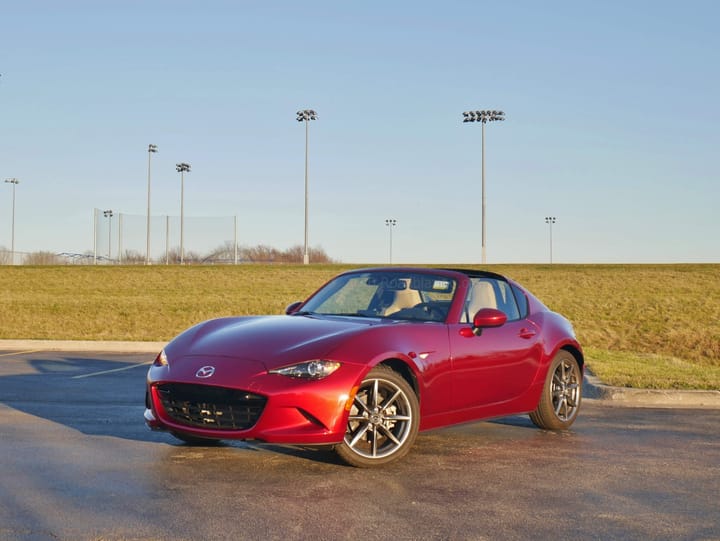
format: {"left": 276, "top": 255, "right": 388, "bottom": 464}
{"left": 145, "top": 360, "right": 366, "bottom": 445}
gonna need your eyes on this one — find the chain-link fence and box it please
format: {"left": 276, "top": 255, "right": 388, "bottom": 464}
{"left": 1, "top": 210, "right": 335, "bottom": 265}
{"left": 92, "top": 209, "right": 238, "bottom": 264}
{"left": 0, "top": 250, "right": 95, "bottom": 265}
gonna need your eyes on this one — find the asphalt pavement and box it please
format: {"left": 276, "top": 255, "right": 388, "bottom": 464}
{"left": 1, "top": 349, "right": 719, "bottom": 540}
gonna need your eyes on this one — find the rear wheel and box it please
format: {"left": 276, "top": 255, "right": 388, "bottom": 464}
{"left": 530, "top": 351, "right": 582, "bottom": 430}
{"left": 335, "top": 365, "right": 419, "bottom": 467}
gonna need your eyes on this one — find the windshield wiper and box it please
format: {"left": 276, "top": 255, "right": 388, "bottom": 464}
{"left": 293, "top": 311, "right": 378, "bottom": 318}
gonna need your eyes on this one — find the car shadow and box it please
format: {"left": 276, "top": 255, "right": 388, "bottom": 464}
{"left": 0, "top": 351, "right": 576, "bottom": 467}
{"left": 0, "top": 353, "right": 352, "bottom": 465}
{"left": 0, "top": 353, "right": 168, "bottom": 444}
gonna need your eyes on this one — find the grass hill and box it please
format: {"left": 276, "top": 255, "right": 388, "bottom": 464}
{"left": 1, "top": 264, "right": 718, "bottom": 389}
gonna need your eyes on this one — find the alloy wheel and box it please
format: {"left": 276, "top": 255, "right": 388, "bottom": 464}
{"left": 344, "top": 376, "right": 414, "bottom": 460}
{"left": 551, "top": 357, "right": 581, "bottom": 421}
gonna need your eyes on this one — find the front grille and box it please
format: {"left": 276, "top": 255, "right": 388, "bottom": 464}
{"left": 156, "top": 383, "right": 266, "bottom": 430}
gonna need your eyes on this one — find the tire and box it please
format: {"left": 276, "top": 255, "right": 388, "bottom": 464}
{"left": 529, "top": 351, "right": 582, "bottom": 430}
{"left": 335, "top": 365, "right": 419, "bottom": 467}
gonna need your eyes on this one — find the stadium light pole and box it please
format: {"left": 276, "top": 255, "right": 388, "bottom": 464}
{"left": 146, "top": 144, "right": 158, "bottom": 265}
{"left": 103, "top": 209, "right": 114, "bottom": 261}
{"left": 385, "top": 218, "right": 397, "bottom": 264}
{"left": 176, "top": 163, "right": 191, "bottom": 264}
{"left": 4, "top": 178, "right": 19, "bottom": 265}
{"left": 462, "top": 110, "right": 505, "bottom": 264}
{"left": 296, "top": 109, "right": 317, "bottom": 265}
{"left": 545, "top": 216, "right": 556, "bottom": 264}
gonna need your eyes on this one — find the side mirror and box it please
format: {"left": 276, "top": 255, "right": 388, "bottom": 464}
{"left": 285, "top": 301, "right": 303, "bottom": 315}
{"left": 471, "top": 308, "right": 507, "bottom": 336}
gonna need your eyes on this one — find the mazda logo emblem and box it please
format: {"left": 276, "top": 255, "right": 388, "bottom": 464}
{"left": 195, "top": 366, "right": 216, "bottom": 378}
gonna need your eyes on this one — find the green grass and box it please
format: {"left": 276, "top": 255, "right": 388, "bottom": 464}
{"left": 1, "top": 264, "right": 718, "bottom": 390}
{"left": 0, "top": 265, "right": 350, "bottom": 341}
{"left": 583, "top": 347, "right": 720, "bottom": 390}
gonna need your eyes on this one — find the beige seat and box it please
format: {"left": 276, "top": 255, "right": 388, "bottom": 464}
{"left": 464, "top": 281, "right": 497, "bottom": 322}
{"left": 383, "top": 280, "right": 421, "bottom": 316}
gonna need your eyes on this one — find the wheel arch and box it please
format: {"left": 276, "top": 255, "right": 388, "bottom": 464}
{"left": 378, "top": 358, "right": 420, "bottom": 402}
{"left": 561, "top": 344, "right": 585, "bottom": 371}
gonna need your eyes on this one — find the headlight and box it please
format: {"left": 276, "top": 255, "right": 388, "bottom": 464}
{"left": 153, "top": 349, "right": 169, "bottom": 367}
{"left": 269, "top": 360, "right": 341, "bottom": 380}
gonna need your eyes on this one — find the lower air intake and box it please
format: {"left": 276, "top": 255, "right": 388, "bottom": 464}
{"left": 156, "top": 383, "right": 266, "bottom": 430}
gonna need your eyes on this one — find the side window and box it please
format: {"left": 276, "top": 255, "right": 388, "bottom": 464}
{"left": 511, "top": 284, "right": 529, "bottom": 319}
{"left": 495, "top": 281, "right": 520, "bottom": 321}
{"left": 462, "top": 278, "right": 521, "bottom": 323}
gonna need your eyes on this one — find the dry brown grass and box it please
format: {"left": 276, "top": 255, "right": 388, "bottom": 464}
{"left": 486, "top": 264, "right": 720, "bottom": 366}
{"left": 0, "top": 265, "right": 349, "bottom": 341}
{"left": 1, "top": 264, "right": 718, "bottom": 389}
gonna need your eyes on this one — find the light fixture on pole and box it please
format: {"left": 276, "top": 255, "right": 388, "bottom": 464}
{"left": 296, "top": 109, "right": 317, "bottom": 265}
{"left": 146, "top": 144, "right": 158, "bottom": 265}
{"left": 176, "top": 162, "right": 191, "bottom": 264}
{"left": 545, "top": 216, "right": 556, "bottom": 264}
{"left": 385, "top": 219, "right": 397, "bottom": 264}
{"left": 4, "top": 178, "right": 19, "bottom": 265}
{"left": 462, "top": 109, "right": 505, "bottom": 264}
{"left": 103, "top": 209, "right": 114, "bottom": 261}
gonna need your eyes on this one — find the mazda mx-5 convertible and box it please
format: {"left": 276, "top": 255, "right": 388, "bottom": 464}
{"left": 145, "top": 267, "right": 584, "bottom": 467}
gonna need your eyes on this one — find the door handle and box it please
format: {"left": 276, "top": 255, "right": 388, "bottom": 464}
{"left": 519, "top": 328, "right": 536, "bottom": 339}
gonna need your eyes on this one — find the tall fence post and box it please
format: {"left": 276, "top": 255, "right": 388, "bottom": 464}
{"left": 165, "top": 215, "right": 170, "bottom": 265}
{"left": 118, "top": 213, "right": 123, "bottom": 264}
{"left": 93, "top": 208, "right": 98, "bottom": 265}
{"left": 234, "top": 215, "right": 238, "bottom": 265}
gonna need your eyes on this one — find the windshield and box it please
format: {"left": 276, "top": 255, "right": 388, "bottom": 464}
{"left": 300, "top": 271, "right": 457, "bottom": 322}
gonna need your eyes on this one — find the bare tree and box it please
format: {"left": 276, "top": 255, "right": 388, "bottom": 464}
{"left": 24, "top": 251, "right": 65, "bottom": 265}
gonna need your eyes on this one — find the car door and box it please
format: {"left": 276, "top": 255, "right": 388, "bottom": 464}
{"left": 449, "top": 278, "right": 542, "bottom": 411}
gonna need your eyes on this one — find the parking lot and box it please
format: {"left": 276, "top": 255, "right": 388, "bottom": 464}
{"left": 1, "top": 350, "right": 718, "bottom": 540}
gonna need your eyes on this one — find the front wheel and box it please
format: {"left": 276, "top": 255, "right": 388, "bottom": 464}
{"left": 335, "top": 366, "right": 419, "bottom": 467}
{"left": 529, "top": 351, "right": 582, "bottom": 430}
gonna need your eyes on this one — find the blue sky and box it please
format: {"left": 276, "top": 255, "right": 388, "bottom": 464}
{"left": 1, "top": 1, "right": 718, "bottom": 263}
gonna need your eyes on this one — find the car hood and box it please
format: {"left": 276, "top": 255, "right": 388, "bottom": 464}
{"left": 165, "top": 314, "right": 378, "bottom": 369}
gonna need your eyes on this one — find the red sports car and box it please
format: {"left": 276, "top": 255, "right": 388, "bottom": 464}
{"left": 145, "top": 267, "right": 583, "bottom": 467}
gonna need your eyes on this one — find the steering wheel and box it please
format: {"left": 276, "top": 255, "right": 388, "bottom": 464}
{"left": 414, "top": 303, "right": 445, "bottom": 321}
